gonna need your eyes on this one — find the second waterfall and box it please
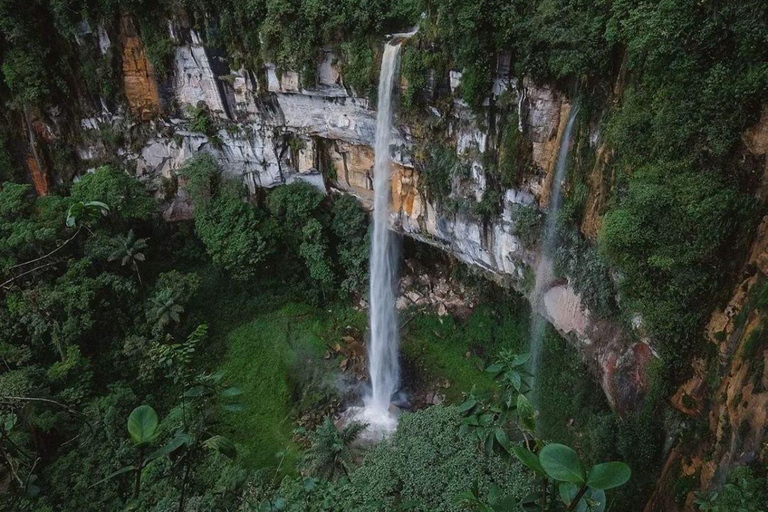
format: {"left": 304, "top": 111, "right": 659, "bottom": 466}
{"left": 360, "top": 40, "right": 406, "bottom": 434}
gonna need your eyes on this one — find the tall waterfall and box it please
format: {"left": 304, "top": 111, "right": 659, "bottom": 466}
{"left": 357, "top": 39, "right": 408, "bottom": 435}
{"left": 529, "top": 105, "right": 579, "bottom": 405}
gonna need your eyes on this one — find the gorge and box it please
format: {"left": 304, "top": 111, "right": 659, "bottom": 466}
{"left": 0, "top": 2, "right": 767, "bottom": 511}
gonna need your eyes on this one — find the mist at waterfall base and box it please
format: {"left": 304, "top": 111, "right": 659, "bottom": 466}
{"left": 346, "top": 41, "right": 405, "bottom": 440}
{"left": 529, "top": 105, "right": 579, "bottom": 408}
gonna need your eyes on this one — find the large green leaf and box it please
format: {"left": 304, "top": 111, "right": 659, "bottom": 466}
{"left": 220, "top": 386, "right": 243, "bottom": 397}
{"left": 510, "top": 352, "right": 531, "bottom": 367}
{"left": 146, "top": 432, "right": 193, "bottom": 461}
{"left": 203, "top": 435, "right": 237, "bottom": 459}
{"left": 66, "top": 200, "right": 110, "bottom": 227}
{"left": 586, "top": 461, "right": 631, "bottom": 490}
{"left": 558, "top": 482, "right": 606, "bottom": 512}
{"left": 457, "top": 397, "right": 477, "bottom": 413}
{"left": 511, "top": 445, "right": 546, "bottom": 477}
{"left": 516, "top": 394, "right": 536, "bottom": 432}
{"left": 184, "top": 385, "right": 212, "bottom": 397}
{"left": 508, "top": 371, "right": 523, "bottom": 391}
{"left": 494, "top": 428, "right": 511, "bottom": 452}
{"left": 89, "top": 465, "right": 136, "bottom": 488}
{"left": 127, "top": 405, "right": 159, "bottom": 446}
{"left": 539, "top": 443, "right": 586, "bottom": 484}
{"left": 485, "top": 363, "right": 504, "bottom": 374}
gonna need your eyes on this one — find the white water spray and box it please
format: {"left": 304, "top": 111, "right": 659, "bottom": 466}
{"left": 529, "top": 104, "right": 579, "bottom": 405}
{"left": 353, "top": 37, "right": 412, "bottom": 436}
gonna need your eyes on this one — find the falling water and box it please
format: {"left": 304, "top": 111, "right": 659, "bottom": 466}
{"left": 355, "top": 39, "right": 409, "bottom": 436}
{"left": 529, "top": 105, "right": 579, "bottom": 406}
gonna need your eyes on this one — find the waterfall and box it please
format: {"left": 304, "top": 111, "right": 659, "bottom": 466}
{"left": 367, "top": 41, "right": 402, "bottom": 419}
{"left": 346, "top": 37, "right": 411, "bottom": 438}
{"left": 529, "top": 105, "right": 579, "bottom": 406}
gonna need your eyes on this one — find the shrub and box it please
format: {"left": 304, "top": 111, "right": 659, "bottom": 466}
{"left": 555, "top": 226, "right": 617, "bottom": 318}
{"left": 600, "top": 163, "right": 756, "bottom": 366}
{"left": 299, "top": 218, "right": 335, "bottom": 295}
{"left": 418, "top": 144, "right": 469, "bottom": 206}
{"left": 181, "top": 156, "right": 274, "bottom": 281}
{"left": 341, "top": 39, "right": 376, "bottom": 101}
{"left": 71, "top": 166, "right": 156, "bottom": 221}
{"left": 267, "top": 181, "right": 325, "bottom": 230}
{"left": 330, "top": 195, "right": 369, "bottom": 296}
{"left": 498, "top": 120, "right": 532, "bottom": 189}
{"left": 342, "top": 406, "right": 530, "bottom": 511}
{"left": 1, "top": 45, "right": 51, "bottom": 106}
{"left": 513, "top": 205, "right": 543, "bottom": 248}
{"left": 696, "top": 466, "right": 768, "bottom": 512}
{"left": 187, "top": 102, "right": 217, "bottom": 136}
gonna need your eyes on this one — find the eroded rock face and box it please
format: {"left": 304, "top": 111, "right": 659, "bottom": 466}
{"left": 581, "top": 142, "right": 613, "bottom": 241}
{"left": 174, "top": 41, "right": 229, "bottom": 116}
{"left": 543, "top": 285, "right": 589, "bottom": 337}
{"left": 76, "top": 29, "right": 654, "bottom": 415}
{"left": 119, "top": 15, "right": 161, "bottom": 120}
{"left": 646, "top": 213, "right": 768, "bottom": 512}
{"left": 25, "top": 150, "right": 49, "bottom": 196}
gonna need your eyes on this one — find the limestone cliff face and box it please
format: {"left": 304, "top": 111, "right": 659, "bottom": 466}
{"left": 120, "top": 15, "right": 162, "bottom": 120}
{"left": 73, "top": 28, "right": 650, "bottom": 413}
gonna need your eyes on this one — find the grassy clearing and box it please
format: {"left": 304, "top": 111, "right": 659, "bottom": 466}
{"left": 217, "top": 301, "right": 366, "bottom": 469}
{"left": 187, "top": 263, "right": 610, "bottom": 471}
{"left": 401, "top": 303, "right": 529, "bottom": 401}
{"left": 402, "top": 300, "right": 611, "bottom": 449}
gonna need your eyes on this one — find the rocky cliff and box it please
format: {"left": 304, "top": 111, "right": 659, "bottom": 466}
{"left": 644, "top": 110, "right": 768, "bottom": 512}
{"left": 9, "top": 9, "right": 768, "bottom": 508}
{"left": 56, "top": 21, "right": 661, "bottom": 416}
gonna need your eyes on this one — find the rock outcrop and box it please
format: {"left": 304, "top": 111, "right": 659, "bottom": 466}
{"left": 75, "top": 28, "right": 653, "bottom": 414}
{"left": 120, "top": 15, "right": 162, "bottom": 120}
{"left": 644, "top": 138, "right": 768, "bottom": 511}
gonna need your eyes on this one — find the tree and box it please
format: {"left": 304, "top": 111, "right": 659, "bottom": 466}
{"left": 147, "top": 287, "right": 184, "bottom": 335}
{"left": 181, "top": 155, "right": 274, "bottom": 281}
{"left": 108, "top": 230, "right": 148, "bottom": 284}
{"left": 70, "top": 166, "right": 156, "bottom": 221}
{"left": 303, "top": 417, "right": 366, "bottom": 480}
{"left": 299, "top": 219, "right": 335, "bottom": 299}
{"left": 330, "top": 195, "right": 369, "bottom": 296}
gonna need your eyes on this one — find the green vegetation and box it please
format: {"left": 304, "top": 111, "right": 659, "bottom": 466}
{"left": 0, "top": 162, "right": 372, "bottom": 510}
{"left": 0, "top": 159, "right": 648, "bottom": 510}
{"left": 254, "top": 406, "right": 531, "bottom": 512}
{"left": 1, "top": 0, "right": 766, "bottom": 510}
{"left": 600, "top": 166, "right": 756, "bottom": 366}
{"left": 180, "top": 155, "right": 369, "bottom": 296}
{"left": 695, "top": 466, "right": 768, "bottom": 512}
{"left": 218, "top": 302, "right": 359, "bottom": 468}
{"left": 417, "top": 143, "right": 470, "bottom": 209}
{"left": 398, "top": 0, "right": 767, "bottom": 380}
{"left": 303, "top": 417, "right": 366, "bottom": 480}
{"left": 402, "top": 303, "right": 527, "bottom": 401}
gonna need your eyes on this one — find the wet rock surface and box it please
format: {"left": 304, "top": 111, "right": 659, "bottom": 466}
{"left": 73, "top": 27, "right": 655, "bottom": 415}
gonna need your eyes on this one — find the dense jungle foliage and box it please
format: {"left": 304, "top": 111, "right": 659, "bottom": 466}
{"left": 0, "top": 0, "right": 765, "bottom": 372}
{"left": 1, "top": 0, "right": 767, "bottom": 510}
{"left": 0, "top": 159, "right": 646, "bottom": 510}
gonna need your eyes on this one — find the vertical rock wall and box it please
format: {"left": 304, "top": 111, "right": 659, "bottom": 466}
{"left": 120, "top": 15, "right": 162, "bottom": 120}
{"left": 73, "top": 26, "right": 654, "bottom": 414}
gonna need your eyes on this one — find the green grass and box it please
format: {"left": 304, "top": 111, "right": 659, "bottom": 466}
{"left": 401, "top": 303, "right": 530, "bottom": 401}
{"left": 218, "top": 301, "right": 366, "bottom": 469}
{"left": 402, "top": 301, "right": 612, "bottom": 450}
{"left": 185, "top": 262, "right": 611, "bottom": 473}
